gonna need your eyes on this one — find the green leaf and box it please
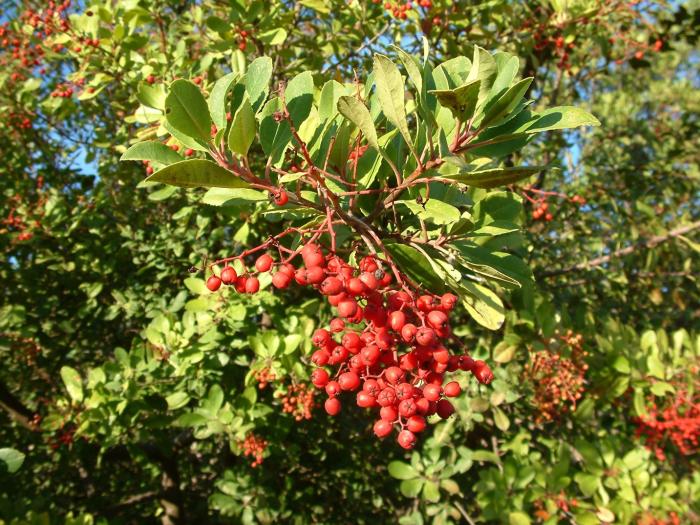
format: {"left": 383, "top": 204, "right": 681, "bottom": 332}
{"left": 373, "top": 54, "right": 415, "bottom": 156}
{"left": 422, "top": 480, "right": 440, "bottom": 502}
{"left": 120, "top": 141, "right": 183, "bottom": 165}
{"left": 145, "top": 160, "right": 251, "bottom": 189}
{"left": 400, "top": 479, "right": 424, "bottom": 498}
{"left": 228, "top": 97, "right": 256, "bottom": 156}
{"left": 285, "top": 71, "right": 315, "bottom": 128}
{"left": 493, "top": 406, "right": 510, "bottom": 431}
{"left": 258, "top": 28, "right": 287, "bottom": 46}
{"left": 459, "top": 281, "right": 505, "bottom": 330}
{"left": 430, "top": 79, "right": 481, "bottom": 122}
{"left": 337, "top": 96, "right": 379, "bottom": 150}
{"left": 397, "top": 198, "right": 460, "bottom": 225}
{"left": 0, "top": 448, "right": 25, "bottom": 474}
{"left": 575, "top": 473, "right": 600, "bottom": 496}
{"left": 201, "top": 187, "right": 266, "bottom": 206}
{"left": 166, "top": 392, "right": 190, "bottom": 410}
{"left": 393, "top": 46, "right": 423, "bottom": 99}
{"left": 508, "top": 512, "right": 531, "bottom": 525}
{"left": 319, "top": 80, "right": 348, "bottom": 121}
{"left": 442, "top": 165, "right": 544, "bottom": 189}
{"left": 478, "top": 77, "right": 533, "bottom": 129}
{"left": 165, "top": 79, "right": 212, "bottom": 145}
{"left": 467, "top": 46, "right": 498, "bottom": 108}
{"left": 60, "top": 366, "right": 83, "bottom": 403}
{"left": 137, "top": 82, "right": 166, "bottom": 110}
{"left": 526, "top": 106, "right": 600, "bottom": 133}
{"left": 384, "top": 242, "right": 445, "bottom": 292}
{"left": 148, "top": 186, "right": 178, "bottom": 201}
{"left": 208, "top": 72, "right": 239, "bottom": 130}
{"left": 244, "top": 56, "right": 273, "bottom": 111}
{"left": 388, "top": 461, "right": 419, "bottom": 480}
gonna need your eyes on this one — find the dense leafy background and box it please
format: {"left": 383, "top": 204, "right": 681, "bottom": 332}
{"left": 1, "top": 1, "right": 698, "bottom": 524}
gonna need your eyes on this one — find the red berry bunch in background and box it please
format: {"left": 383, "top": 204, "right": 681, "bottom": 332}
{"left": 238, "top": 433, "right": 268, "bottom": 468}
{"left": 634, "top": 367, "right": 700, "bottom": 462}
{"left": 524, "top": 331, "right": 588, "bottom": 423}
{"left": 254, "top": 367, "right": 276, "bottom": 389}
{"left": 276, "top": 382, "right": 316, "bottom": 421}
{"left": 206, "top": 235, "right": 494, "bottom": 448}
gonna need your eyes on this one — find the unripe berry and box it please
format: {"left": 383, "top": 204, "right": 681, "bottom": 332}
{"left": 397, "top": 429, "right": 416, "bottom": 449}
{"left": 338, "top": 371, "right": 360, "bottom": 391}
{"left": 255, "top": 254, "right": 273, "bottom": 272}
{"left": 206, "top": 275, "right": 222, "bottom": 292}
{"left": 443, "top": 381, "right": 461, "bottom": 397}
{"left": 422, "top": 383, "right": 442, "bottom": 401}
{"left": 324, "top": 397, "right": 341, "bottom": 416}
{"left": 373, "top": 419, "right": 393, "bottom": 438}
{"left": 311, "top": 368, "right": 330, "bottom": 387}
{"left": 436, "top": 399, "right": 455, "bottom": 419}
{"left": 245, "top": 276, "right": 260, "bottom": 294}
{"left": 406, "top": 415, "right": 426, "bottom": 433}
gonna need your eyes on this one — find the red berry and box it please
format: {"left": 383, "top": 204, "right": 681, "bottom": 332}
{"left": 337, "top": 299, "right": 358, "bottom": 318}
{"left": 329, "top": 318, "right": 345, "bottom": 333}
{"left": 384, "top": 366, "right": 405, "bottom": 385}
{"left": 436, "top": 399, "right": 455, "bottom": 419}
{"left": 443, "top": 381, "right": 461, "bottom": 397}
{"left": 389, "top": 310, "right": 406, "bottom": 331}
{"left": 440, "top": 293, "right": 458, "bottom": 310}
{"left": 273, "top": 189, "right": 288, "bottom": 206}
{"left": 473, "top": 360, "right": 494, "bottom": 384}
{"left": 272, "top": 272, "right": 291, "bottom": 289}
{"left": 415, "top": 327, "right": 436, "bottom": 346}
{"left": 422, "top": 383, "right": 442, "bottom": 401}
{"left": 346, "top": 277, "right": 366, "bottom": 296}
{"left": 398, "top": 398, "right": 417, "bottom": 417}
{"left": 305, "top": 265, "right": 326, "bottom": 284}
{"left": 406, "top": 415, "right": 426, "bottom": 433}
{"left": 427, "top": 310, "right": 448, "bottom": 330}
{"left": 338, "top": 371, "right": 360, "bottom": 391}
{"left": 356, "top": 391, "right": 376, "bottom": 408}
{"left": 377, "top": 388, "right": 397, "bottom": 407}
{"left": 401, "top": 323, "right": 417, "bottom": 343}
{"left": 311, "top": 368, "right": 330, "bottom": 387}
{"left": 380, "top": 405, "right": 398, "bottom": 421}
{"left": 373, "top": 419, "right": 393, "bottom": 438}
{"left": 397, "top": 429, "right": 416, "bottom": 449}
{"left": 206, "top": 275, "right": 222, "bottom": 292}
{"left": 311, "top": 350, "right": 330, "bottom": 366}
{"left": 245, "top": 276, "right": 260, "bottom": 294}
{"left": 220, "top": 266, "right": 237, "bottom": 285}
{"left": 320, "top": 277, "right": 344, "bottom": 295}
{"left": 255, "top": 254, "right": 273, "bottom": 272}
{"left": 325, "top": 381, "right": 341, "bottom": 397}
{"left": 184, "top": 148, "right": 194, "bottom": 157}
{"left": 324, "top": 397, "right": 341, "bottom": 415}
{"left": 359, "top": 271, "right": 379, "bottom": 291}
{"left": 341, "top": 332, "right": 362, "bottom": 352}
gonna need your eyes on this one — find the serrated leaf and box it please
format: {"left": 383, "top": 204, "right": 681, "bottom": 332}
{"left": 145, "top": 160, "right": 250, "bottom": 189}
{"left": 228, "top": 97, "right": 256, "bottom": 156}
{"left": 165, "top": 79, "right": 212, "bottom": 145}
{"left": 121, "top": 141, "right": 183, "bottom": 165}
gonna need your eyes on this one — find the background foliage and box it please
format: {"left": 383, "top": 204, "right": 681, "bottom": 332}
{"left": 1, "top": 1, "right": 698, "bottom": 524}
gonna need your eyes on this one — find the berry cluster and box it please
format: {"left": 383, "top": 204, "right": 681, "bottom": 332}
{"left": 238, "top": 433, "right": 268, "bottom": 468}
{"left": 634, "top": 381, "right": 700, "bottom": 462}
{"left": 371, "top": 0, "right": 432, "bottom": 20}
{"left": 205, "top": 239, "right": 493, "bottom": 449}
{"left": 276, "top": 382, "right": 316, "bottom": 421}
{"left": 520, "top": 185, "right": 585, "bottom": 222}
{"left": 524, "top": 331, "right": 588, "bottom": 423}
{"left": 254, "top": 367, "right": 276, "bottom": 389}
{"left": 237, "top": 28, "right": 250, "bottom": 51}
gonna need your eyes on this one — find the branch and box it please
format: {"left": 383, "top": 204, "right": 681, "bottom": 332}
{"left": 539, "top": 221, "right": 700, "bottom": 278}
